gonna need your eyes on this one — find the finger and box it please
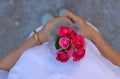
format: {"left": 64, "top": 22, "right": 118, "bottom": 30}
{"left": 64, "top": 11, "right": 79, "bottom": 23}
{"left": 64, "top": 11, "right": 85, "bottom": 24}
{"left": 53, "top": 17, "right": 69, "bottom": 23}
{"left": 55, "top": 17, "right": 68, "bottom": 21}
{"left": 46, "top": 17, "right": 69, "bottom": 28}
{"left": 47, "top": 17, "right": 66, "bottom": 23}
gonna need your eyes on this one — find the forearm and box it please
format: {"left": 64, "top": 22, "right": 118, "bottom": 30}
{"left": 0, "top": 36, "right": 38, "bottom": 71}
{"left": 90, "top": 31, "right": 120, "bottom": 66}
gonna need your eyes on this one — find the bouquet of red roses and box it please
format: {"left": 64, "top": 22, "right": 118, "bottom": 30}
{"left": 49, "top": 22, "right": 86, "bottom": 63}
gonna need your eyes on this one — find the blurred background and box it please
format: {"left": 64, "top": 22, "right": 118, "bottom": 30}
{"left": 0, "top": 0, "right": 120, "bottom": 59}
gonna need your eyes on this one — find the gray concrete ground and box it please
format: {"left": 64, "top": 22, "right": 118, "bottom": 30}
{"left": 0, "top": 0, "right": 120, "bottom": 59}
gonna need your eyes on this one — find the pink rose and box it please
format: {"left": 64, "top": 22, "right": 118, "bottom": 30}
{"left": 59, "top": 37, "right": 70, "bottom": 49}
{"left": 66, "top": 48, "right": 74, "bottom": 57}
{"left": 72, "top": 49, "right": 85, "bottom": 61}
{"left": 71, "top": 35, "right": 85, "bottom": 50}
{"left": 56, "top": 50, "right": 69, "bottom": 62}
{"left": 57, "top": 26, "right": 76, "bottom": 37}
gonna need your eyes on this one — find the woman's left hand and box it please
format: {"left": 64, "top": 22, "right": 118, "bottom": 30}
{"left": 38, "top": 17, "right": 68, "bottom": 43}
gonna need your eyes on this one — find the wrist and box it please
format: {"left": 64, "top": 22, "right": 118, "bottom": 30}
{"left": 89, "top": 31, "right": 103, "bottom": 42}
{"left": 30, "top": 31, "right": 45, "bottom": 45}
{"left": 38, "top": 31, "right": 47, "bottom": 44}
{"left": 87, "top": 28, "right": 98, "bottom": 40}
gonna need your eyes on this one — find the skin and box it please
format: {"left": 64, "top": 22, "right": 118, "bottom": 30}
{"left": 65, "top": 11, "right": 120, "bottom": 66}
{"left": 0, "top": 17, "right": 68, "bottom": 71}
{"left": 0, "top": 11, "right": 120, "bottom": 71}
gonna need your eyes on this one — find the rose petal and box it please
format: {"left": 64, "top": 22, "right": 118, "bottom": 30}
{"left": 72, "top": 49, "right": 85, "bottom": 62}
{"left": 59, "top": 37, "right": 70, "bottom": 49}
{"left": 56, "top": 50, "right": 69, "bottom": 62}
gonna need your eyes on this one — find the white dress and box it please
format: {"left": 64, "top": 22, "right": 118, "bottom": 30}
{"left": 0, "top": 23, "right": 120, "bottom": 79}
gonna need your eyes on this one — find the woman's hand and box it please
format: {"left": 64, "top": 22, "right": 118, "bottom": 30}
{"left": 38, "top": 17, "right": 68, "bottom": 43}
{"left": 64, "top": 11, "right": 120, "bottom": 67}
{"left": 64, "top": 11, "right": 99, "bottom": 40}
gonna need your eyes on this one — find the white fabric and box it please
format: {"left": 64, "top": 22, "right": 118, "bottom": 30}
{"left": 0, "top": 23, "right": 120, "bottom": 79}
{"left": 0, "top": 70, "right": 8, "bottom": 79}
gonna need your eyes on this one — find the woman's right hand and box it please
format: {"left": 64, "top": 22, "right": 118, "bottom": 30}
{"left": 38, "top": 17, "right": 68, "bottom": 43}
{"left": 64, "top": 11, "right": 99, "bottom": 40}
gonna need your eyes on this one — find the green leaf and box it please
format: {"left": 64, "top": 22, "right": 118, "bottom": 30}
{"left": 55, "top": 36, "right": 61, "bottom": 50}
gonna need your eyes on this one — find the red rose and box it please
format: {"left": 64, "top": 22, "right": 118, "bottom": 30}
{"left": 59, "top": 37, "right": 70, "bottom": 49}
{"left": 70, "top": 30, "right": 77, "bottom": 38}
{"left": 57, "top": 26, "right": 75, "bottom": 37}
{"left": 72, "top": 49, "right": 85, "bottom": 61}
{"left": 56, "top": 50, "right": 69, "bottom": 62}
{"left": 71, "top": 35, "right": 85, "bottom": 50}
{"left": 55, "top": 26, "right": 86, "bottom": 63}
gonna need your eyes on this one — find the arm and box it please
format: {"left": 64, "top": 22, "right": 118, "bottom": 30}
{"left": 0, "top": 17, "right": 68, "bottom": 71}
{"left": 0, "top": 33, "right": 44, "bottom": 71}
{"left": 65, "top": 11, "right": 120, "bottom": 67}
{"left": 90, "top": 31, "right": 120, "bottom": 66}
